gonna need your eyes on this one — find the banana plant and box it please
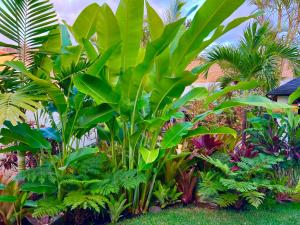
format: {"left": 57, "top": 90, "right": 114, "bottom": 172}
{"left": 3, "top": 0, "right": 294, "bottom": 213}
{"left": 67, "top": 0, "right": 268, "bottom": 212}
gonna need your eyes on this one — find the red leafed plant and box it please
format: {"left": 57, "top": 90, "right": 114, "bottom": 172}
{"left": 276, "top": 192, "right": 293, "bottom": 203}
{"left": 230, "top": 143, "right": 259, "bottom": 171}
{"left": 176, "top": 167, "right": 198, "bottom": 204}
{"left": 0, "top": 153, "right": 18, "bottom": 171}
{"left": 191, "top": 135, "right": 222, "bottom": 158}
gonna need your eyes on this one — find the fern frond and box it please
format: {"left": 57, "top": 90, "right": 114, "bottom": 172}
{"left": 215, "top": 193, "right": 239, "bottom": 207}
{"left": 90, "top": 179, "right": 120, "bottom": 196}
{"left": 198, "top": 171, "right": 225, "bottom": 196}
{"left": 199, "top": 155, "right": 232, "bottom": 175}
{"left": 260, "top": 183, "right": 288, "bottom": 193}
{"left": 32, "top": 198, "right": 65, "bottom": 218}
{"left": 16, "top": 164, "right": 56, "bottom": 184}
{"left": 73, "top": 153, "right": 109, "bottom": 178}
{"left": 220, "top": 178, "right": 257, "bottom": 192}
{"left": 197, "top": 171, "right": 226, "bottom": 204}
{"left": 63, "top": 191, "right": 107, "bottom": 213}
{"left": 237, "top": 154, "right": 282, "bottom": 176}
{"left": 241, "top": 191, "right": 265, "bottom": 208}
{"left": 113, "top": 170, "right": 147, "bottom": 190}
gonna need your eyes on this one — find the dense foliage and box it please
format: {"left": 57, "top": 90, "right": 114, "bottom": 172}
{"left": 0, "top": 0, "right": 299, "bottom": 224}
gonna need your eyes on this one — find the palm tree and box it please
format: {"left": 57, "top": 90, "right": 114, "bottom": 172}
{"left": 0, "top": 0, "right": 59, "bottom": 170}
{"left": 0, "top": 0, "right": 58, "bottom": 67}
{"left": 163, "top": 0, "right": 186, "bottom": 24}
{"left": 248, "top": 0, "right": 300, "bottom": 43}
{"left": 204, "top": 22, "right": 300, "bottom": 92}
{"left": 0, "top": 0, "right": 58, "bottom": 121}
{"left": 204, "top": 22, "right": 300, "bottom": 144}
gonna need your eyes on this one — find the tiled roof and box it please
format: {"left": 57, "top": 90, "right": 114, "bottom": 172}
{"left": 268, "top": 78, "right": 300, "bottom": 96}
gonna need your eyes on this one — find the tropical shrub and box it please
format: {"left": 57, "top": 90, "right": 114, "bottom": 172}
{"left": 197, "top": 154, "right": 287, "bottom": 209}
{"left": 5, "top": 0, "right": 266, "bottom": 215}
{"left": 0, "top": 0, "right": 298, "bottom": 223}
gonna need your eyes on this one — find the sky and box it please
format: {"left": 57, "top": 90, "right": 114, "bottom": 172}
{"left": 0, "top": 0, "right": 256, "bottom": 44}
{"left": 51, "top": 0, "right": 256, "bottom": 44}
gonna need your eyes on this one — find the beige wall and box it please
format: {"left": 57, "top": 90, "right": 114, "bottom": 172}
{"left": 187, "top": 59, "right": 295, "bottom": 85}
{"left": 0, "top": 53, "right": 13, "bottom": 69}
{"left": 277, "top": 96, "right": 289, "bottom": 104}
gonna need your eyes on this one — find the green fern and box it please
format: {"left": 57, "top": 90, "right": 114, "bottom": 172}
{"left": 16, "top": 164, "right": 56, "bottom": 184}
{"left": 63, "top": 191, "right": 107, "bottom": 213}
{"left": 72, "top": 153, "right": 109, "bottom": 178}
{"left": 241, "top": 191, "right": 265, "bottom": 208}
{"left": 260, "top": 183, "right": 288, "bottom": 193}
{"left": 237, "top": 154, "right": 282, "bottom": 177}
{"left": 197, "top": 172, "right": 225, "bottom": 204}
{"left": 32, "top": 198, "right": 65, "bottom": 218}
{"left": 215, "top": 193, "right": 239, "bottom": 207}
{"left": 198, "top": 172, "right": 225, "bottom": 195}
{"left": 200, "top": 155, "right": 232, "bottom": 175}
{"left": 220, "top": 178, "right": 257, "bottom": 192}
{"left": 113, "top": 170, "right": 147, "bottom": 190}
{"left": 90, "top": 179, "right": 120, "bottom": 196}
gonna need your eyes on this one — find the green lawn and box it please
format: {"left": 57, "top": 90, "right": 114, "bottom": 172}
{"left": 119, "top": 203, "right": 300, "bottom": 225}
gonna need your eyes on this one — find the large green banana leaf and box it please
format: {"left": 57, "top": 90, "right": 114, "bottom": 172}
{"left": 0, "top": 121, "right": 51, "bottom": 152}
{"left": 171, "top": 0, "right": 245, "bottom": 74}
{"left": 116, "top": 0, "right": 144, "bottom": 70}
{"left": 72, "top": 3, "right": 101, "bottom": 44}
{"left": 146, "top": 2, "right": 164, "bottom": 40}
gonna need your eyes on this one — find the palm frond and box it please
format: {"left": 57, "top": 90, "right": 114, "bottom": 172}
{"left": 0, "top": 0, "right": 58, "bottom": 67}
{"left": 0, "top": 87, "right": 46, "bottom": 125}
{"left": 218, "top": 74, "right": 241, "bottom": 89}
{"left": 164, "top": 0, "right": 186, "bottom": 23}
{"left": 205, "top": 46, "right": 244, "bottom": 74}
{"left": 240, "top": 22, "right": 269, "bottom": 52}
{"left": 204, "top": 22, "right": 300, "bottom": 92}
{"left": 265, "top": 42, "right": 300, "bottom": 70}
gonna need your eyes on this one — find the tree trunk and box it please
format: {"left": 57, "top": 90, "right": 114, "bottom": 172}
{"left": 18, "top": 110, "right": 27, "bottom": 171}
{"left": 17, "top": 151, "right": 26, "bottom": 171}
{"left": 242, "top": 108, "right": 247, "bottom": 145}
{"left": 277, "top": 5, "right": 282, "bottom": 35}
{"left": 288, "top": 3, "right": 300, "bottom": 42}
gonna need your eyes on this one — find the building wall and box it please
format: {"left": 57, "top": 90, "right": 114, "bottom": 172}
{"left": 277, "top": 96, "right": 289, "bottom": 104}
{"left": 0, "top": 51, "right": 13, "bottom": 69}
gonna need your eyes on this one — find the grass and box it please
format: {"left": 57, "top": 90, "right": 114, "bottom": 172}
{"left": 119, "top": 203, "right": 300, "bottom": 225}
